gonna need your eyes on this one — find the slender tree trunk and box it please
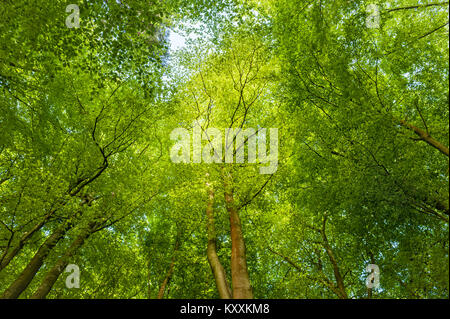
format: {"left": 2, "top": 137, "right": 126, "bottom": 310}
{"left": 0, "top": 219, "right": 74, "bottom": 299}
{"left": 322, "top": 240, "right": 347, "bottom": 299}
{"left": 205, "top": 178, "right": 232, "bottom": 299}
{"left": 30, "top": 222, "right": 97, "bottom": 299}
{"left": 156, "top": 259, "right": 175, "bottom": 299}
{"left": 147, "top": 263, "right": 152, "bottom": 299}
{"left": 399, "top": 119, "right": 449, "bottom": 157}
{"left": 268, "top": 247, "right": 344, "bottom": 298}
{"left": 367, "top": 252, "right": 375, "bottom": 299}
{"left": 157, "top": 233, "right": 180, "bottom": 299}
{"left": 320, "top": 216, "right": 347, "bottom": 299}
{"left": 0, "top": 222, "right": 44, "bottom": 272}
{"left": 0, "top": 207, "right": 61, "bottom": 272}
{"left": 0, "top": 191, "right": 94, "bottom": 272}
{"left": 223, "top": 170, "right": 253, "bottom": 299}
{"left": 420, "top": 194, "right": 449, "bottom": 217}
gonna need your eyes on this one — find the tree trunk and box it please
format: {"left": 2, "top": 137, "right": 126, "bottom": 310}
{"left": 0, "top": 219, "right": 74, "bottom": 299}
{"left": 0, "top": 190, "right": 97, "bottom": 272}
{"left": 223, "top": 170, "right": 253, "bottom": 299}
{"left": 367, "top": 252, "right": 375, "bottom": 299}
{"left": 320, "top": 216, "right": 347, "bottom": 299}
{"left": 30, "top": 222, "right": 96, "bottom": 299}
{"left": 147, "top": 260, "right": 152, "bottom": 299}
{"left": 156, "top": 259, "right": 175, "bottom": 299}
{"left": 157, "top": 232, "right": 180, "bottom": 299}
{"left": 0, "top": 206, "right": 62, "bottom": 272}
{"left": 399, "top": 119, "right": 449, "bottom": 157}
{"left": 205, "top": 178, "right": 232, "bottom": 299}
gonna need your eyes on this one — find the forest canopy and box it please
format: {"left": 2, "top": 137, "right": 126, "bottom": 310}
{"left": 0, "top": 0, "right": 448, "bottom": 299}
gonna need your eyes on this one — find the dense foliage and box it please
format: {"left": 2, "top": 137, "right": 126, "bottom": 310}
{"left": 0, "top": 0, "right": 448, "bottom": 299}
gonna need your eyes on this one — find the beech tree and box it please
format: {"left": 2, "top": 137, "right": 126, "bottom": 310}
{"left": 0, "top": 0, "right": 448, "bottom": 299}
